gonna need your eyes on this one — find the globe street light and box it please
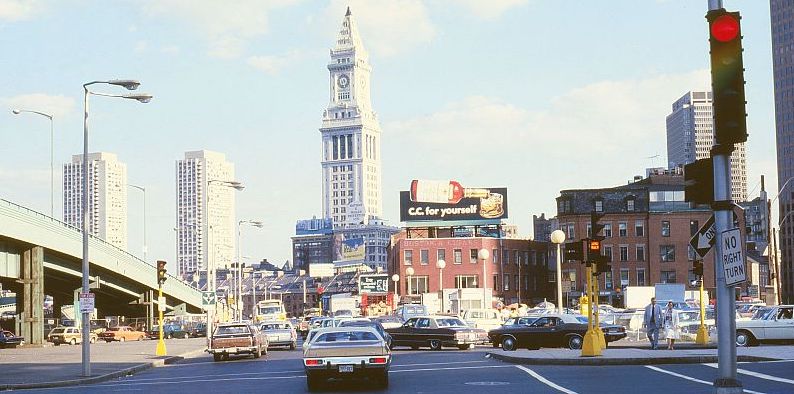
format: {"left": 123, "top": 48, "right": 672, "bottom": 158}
{"left": 391, "top": 273, "right": 400, "bottom": 296}
{"left": 436, "top": 259, "right": 446, "bottom": 313}
{"left": 405, "top": 267, "right": 415, "bottom": 301}
{"left": 81, "top": 79, "right": 151, "bottom": 377}
{"left": 12, "top": 109, "right": 54, "bottom": 217}
{"left": 551, "top": 230, "right": 567, "bottom": 314}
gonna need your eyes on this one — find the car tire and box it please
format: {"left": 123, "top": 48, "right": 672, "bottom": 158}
{"left": 138, "top": 336, "right": 144, "bottom": 341}
{"left": 491, "top": 341, "right": 499, "bottom": 348}
{"left": 736, "top": 330, "right": 756, "bottom": 347}
{"left": 213, "top": 354, "right": 223, "bottom": 362}
{"left": 70, "top": 338, "right": 77, "bottom": 345}
{"left": 429, "top": 339, "right": 442, "bottom": 351}
{"left": 90, "top": 337, "right": 96, "bottom": 344}
{"left": 567, "top": 334, "right": 583, "bottom": 350}
{"left": 501, "top": 336, "right": 517, "bottom": 351}
{"left": 166, "top": 333, "right": 172, "bottom": 339}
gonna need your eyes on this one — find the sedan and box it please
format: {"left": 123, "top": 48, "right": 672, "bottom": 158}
{"left": 98, "top": 326, "right": 146, "bottom": 342}
{"left": 303, "top": 327, "right": 390, "bottom": 390}
{"left": 736, "top": 305, "right": 794, "bottom": 346}
{"left": 488, "top": 314, "right": 626, "bottom": 351}
{"left": 0, "top": 330, "right": 24, "bottom": 348}
{"left": 339, "top": 319, "right": 393, "bottom": 349}
{"left": 386, "top": 316, "right": 487, "bottom": 350}
{"left": 260, "top": 321, "right": 297, "bottom": 350}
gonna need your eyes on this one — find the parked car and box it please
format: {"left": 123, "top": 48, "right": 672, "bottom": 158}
{"left": 460, "top": 309, "right": 505, "bottom": 333}
{"left": 303, "top": 326, "right": 390, "bottom": 390}
{"left": 736, "top": 305, "right": 794, "bottom": 346}
{"left": 339, "top": 319, "right": 392, "bottom": 349}
{"left": 0, "top": 330, "right": 24, "bottom": 348}
{"left": 207, "top": 322, "right": 268, "bottom": 361}
{"left": 47, "top": 326, "right": 97, "bottom": 345}
{"left": 147, "top": 324, "right": 190, "bottom": 339}
{"left": 260, "top": 321, "right": 297, "bottom": 350}
{"left": 98, "top": 326, "right": 146, "bottom": 342}
{"left": 190, "top": 323, "right": 207, "bottom": 338}
{"left": 488, "top": 314, "right": 626, "bottom": 351}
{"left": 386, "top": 316, "right": 487, "bottom": 350}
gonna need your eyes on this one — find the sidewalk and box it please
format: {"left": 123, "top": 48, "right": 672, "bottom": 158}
{"left": 0, "top": 338, "right": 208, "bottom": 390}
{"left": 486, "top": 343, "right": 794, "bottom": 366}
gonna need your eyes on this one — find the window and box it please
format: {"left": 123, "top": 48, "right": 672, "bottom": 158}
{"left": 454, "top": 249, "right": 462, "bottom": 264}
{"left": 437, "top": 249, "right": 446, "bottom": 263}
{"left": 636, "top": 245, "right": 646, "bottom": 261}
{"left": 404, "top": 250, "right": 413, "bottom": 265}
{"left": 493, "top": 275, "right": 499, "bottom": 291}
{"left": 604, "top": 271, "right": 613, "bottom": 289}
{"left": 637, "top": 269, "right": 646, "bottom": 286}
{"left": 470, "top": 249, "right": 478, "bottom": 264}
{"left": 408, "top": 276, "right": 429, "bottom": 294}
{"left": 626, "top": 198, "right": 635, "bottom": 211}
{"left": 493, "top": 249, "right": 499, "bottom": 263}
{"left": 604, "top": 223, "right": 612, "bottom": 237}
{"left": 620, "top": 269, "right": 630, "bottom": 287}
{"left": 619, "top": 246, "right": 628, "bottom": 261}
{"left": 503, "top": 274, "right": 510, "bottom": 291}
{"left": 564, "top": 224, "right": 575, "bottom": 239}
{"left": 661, "top": 221, "right": 671, "bottom": 237}
{"left": 660, "top": 245, "right": 675, "bottom": 262}
{"left": 420, "top": 250, "right": 429, "bottom": 265}
{"left": 618, "top": 222, "right": 627, "bottom": 237}
{"left": 603, "top": 246, "right": 613, "bottom": 262}
{"left": 455, "top": 275, "right": 478, "bottom": 289}
{"left": 635, "top": 221, "right": 645, "bottom": 236}
{"left": 503, "top": 249, "right": 510, "bottom": 264}
{"left": 594, "top": 200, "right": 604, "bottom": 212}
{"left": 660, "top": 270, "right": 677, "bottom": 284}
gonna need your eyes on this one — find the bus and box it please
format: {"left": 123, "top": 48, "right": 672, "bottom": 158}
{"left": 254, "top": 300, "right": 286, "bottom": 323}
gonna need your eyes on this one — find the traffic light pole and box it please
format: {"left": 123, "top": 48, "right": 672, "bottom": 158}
{"left": 156, "top": 285, "right": 167, "bottom": 356}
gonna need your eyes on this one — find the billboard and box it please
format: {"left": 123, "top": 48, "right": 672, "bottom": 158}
{"left": 333, "top": 234, "right": 365, "bottom": 262}
{"left": 309, "top": 263, "right": 335, "bottom": 278}
{"left": 400, "top": 183, "right": 508, "bottom": 223}
{"left": 296, "top": 217, "right": 333, "bottom": 235}
{"left": 359, "top": 274, "right": 389, "bottom": 294}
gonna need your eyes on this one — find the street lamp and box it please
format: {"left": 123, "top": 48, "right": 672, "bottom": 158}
{"left": 406, "top": 267, "right": 414, "bottom": 301}
{"left": 128, "top": 184, "right": 147, "bottom": 262}
{"left": 551, "top": 230, "right": 567, "bottom": 314}
{"left": 436, "top": 259, "right": 446, "bottom": 313}
{"left": 392, "top": 274, "right": 400, "bottom": 297}
{"left": 237, "top": 220, "right": 263, "bottom": 321}
{"left": 12, "top": 109, "right": 54, "bottom": 217}
{"left": 477, "top": 249, "right": 490, "bottom": 307}
{"left": 81, "top": 79, "right": 150, "bottom": 377}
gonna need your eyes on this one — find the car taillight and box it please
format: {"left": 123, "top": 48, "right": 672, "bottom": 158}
{"left": 305, "top": 359, "right": 323, "bottom": 366}
{"left": 369, "top": 357, "right": 388, "bottom": 364}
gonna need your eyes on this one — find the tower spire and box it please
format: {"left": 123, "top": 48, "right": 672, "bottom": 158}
{"left": 346, "top": 6, "right": 351, "bottom": 16}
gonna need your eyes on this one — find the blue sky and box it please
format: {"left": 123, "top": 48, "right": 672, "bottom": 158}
{"left": 0, "top": 0, "right": 777, "bottom": 271}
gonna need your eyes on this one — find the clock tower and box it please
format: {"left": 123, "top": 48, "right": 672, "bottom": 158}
{"left": 320, "top": 7, "right": 383, "bottom": 228}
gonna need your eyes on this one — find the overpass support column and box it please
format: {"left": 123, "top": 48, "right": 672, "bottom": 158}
{"left": 21, "top": 246, "right": 44, "bottom": 345}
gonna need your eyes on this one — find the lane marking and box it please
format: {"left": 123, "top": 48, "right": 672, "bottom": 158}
{"left": 514, "top": 365, "right": 578, "bottom": 394}
{"left": 702, "top": 363, "right": 794, "bottom": 385}
{"left": 646, "top": 366, "right": 766, "bottom": 394}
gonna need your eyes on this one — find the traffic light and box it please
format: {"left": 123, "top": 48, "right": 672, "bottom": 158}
{"left": 684, "top": 158, "right": 714, "bottom": 205}
{"left": 157, "top": 260, "right": 167, "bottom": 286}
{"left": 564, "top": 241, "right": 584, "bottom": 262}
{"left": 590, "top": 211, "right": 605, "bottom": 241}
{"left": 586, "top": 239, "right": 602, "bottom": 263}
{"left": 693, "top": 259, "right": 704, "bottom": 277}
{"left": 707, "top": 9, "right": 747, "bottom": 145}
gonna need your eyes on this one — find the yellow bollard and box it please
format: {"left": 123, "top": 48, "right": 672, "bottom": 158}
{"left": 695, "top": 278, "right": 710, "bottom": 345}
{"left": 581, "top": 265, "right": 602, "bottom": 357}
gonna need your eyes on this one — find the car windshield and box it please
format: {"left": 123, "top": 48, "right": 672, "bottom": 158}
{"left": 315, "top": 331, "right": 379, "bottom": 342}
{"left": 216, "top": 325, "right": 249, "bottom": 335}
{"left": 574, "top": 316, "right": 588, "bottom": 324}
{"left": 262, "top": 323, "right": 291, "bottom": 330}
{"left": 50, "top": 328, "right": 66, "bottom": 334}
{"left": 752, "top": 308, "right": 774, "bottom": 320}
{"left": 436, "top": 318, "right": 466, "bottom": 327}
{"left": 259, "top": 306, "right": 282, "bottom": 315}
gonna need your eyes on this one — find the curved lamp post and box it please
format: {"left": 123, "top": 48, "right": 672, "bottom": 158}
{"left": 12, "top": 109, "right": 54, "bottom": 217}
{"left": 551, "top": 230, "right": 567, "bottom": 314}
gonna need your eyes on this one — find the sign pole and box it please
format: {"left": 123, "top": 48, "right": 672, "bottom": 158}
{"left": 156, "top": 286, "right": 167, "bottom": 356}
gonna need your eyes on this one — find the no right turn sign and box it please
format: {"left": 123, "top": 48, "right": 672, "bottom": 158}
{"left": 720, "top": 228, "right": 746, "bottom": 286}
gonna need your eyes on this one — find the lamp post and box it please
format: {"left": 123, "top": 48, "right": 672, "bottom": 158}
{"left": 128, "top": 184, "right": 147, "bottom": 262}
{"left": 81, "top": 79, "right": 151, "bottom": 377}
{"left": 551, "top": 230, "right": 566, "bottom": 314}
{"left": 477, "top": 249, "right": 490, "bottom": 307}
{"left": 406, "top": 267, "right": 414, "bottom": 302}
{"left": 205, "top": 180, "right": 244, "bottom": 324}
{"left": 237, "top": 220, "right": 263, "bottom": 321}
{"left": 12, "top": 109, "right": 54, "bottom": 217}
{"left": 436, "top": 259, "right": 446, "bottom": 313}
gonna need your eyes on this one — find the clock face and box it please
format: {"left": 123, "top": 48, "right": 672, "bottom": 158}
{"left": 337, "top": 74, "right": 350, "bottom": 89}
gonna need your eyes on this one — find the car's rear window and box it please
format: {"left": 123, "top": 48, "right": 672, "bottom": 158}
{"left": 436, "top": 318, "right": 466, "bottom": 327}
{"left": 262, "top": 323, "right": 291, "bottom": 330}
{"left": 216, "top": 325, "right": 250, "bottom": 335}
{"left": 50, "top": 328, "right": 66, "bottom": 334}
{"left": 315, "top": 331, "right": 379, "bottom": 342}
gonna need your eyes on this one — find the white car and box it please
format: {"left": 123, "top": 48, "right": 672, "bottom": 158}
{"left": 460, "top": 309, "right": 504, "bottom": 332}
{"left": 736, "top": 305, "right": 794, "bottom": 346}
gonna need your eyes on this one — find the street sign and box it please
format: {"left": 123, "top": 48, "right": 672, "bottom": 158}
{"left": 689, "top": 215, "right": 716, "bottom": 258}
{"left": 359, "top": 274, "right": 389, "bottom": 294}
{"left": 158, "top": 296, "right": 166, "bottom": 312}
{"left": 720, "top": 228, "right": 746, "bottom": 286}
{"left": 79, "top": 292, "right": 95, "bottom": 313}
{"left": 202, "top": 291, "right": 216, "bottom": 306}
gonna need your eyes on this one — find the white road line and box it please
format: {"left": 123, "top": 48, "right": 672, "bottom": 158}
{"left": 702, "top": 363, "right": 794, "bottom": 385}
{"left": 646, "top": 366, "right": 766, "bottom": 394}
{"left": 514, "top": 365, "right": 578, "bottom": 394}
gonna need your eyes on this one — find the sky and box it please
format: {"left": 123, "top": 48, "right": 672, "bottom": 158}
{"left": 0, "top": 0, "right": 778, "bottom": 273}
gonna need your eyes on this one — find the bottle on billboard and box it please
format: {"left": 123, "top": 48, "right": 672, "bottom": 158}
{"left": 410, "top": 179, "right": 490, "bottom": 204}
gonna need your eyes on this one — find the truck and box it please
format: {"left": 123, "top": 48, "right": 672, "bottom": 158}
{"left": 328, "top": 293, "right": 360, "bottom": 317}
{"left": 623, "top": 286, "right": 656, "bottom": 309}
{"left": 207, "top": 322, "right": 268, "bottom": 362}
{"left": 654, "top": 283, "right": 686, "bottom": 304}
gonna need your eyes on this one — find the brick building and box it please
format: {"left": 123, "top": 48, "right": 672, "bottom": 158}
{"left": 555, "top": 172, "right": 745, "bottom": 307}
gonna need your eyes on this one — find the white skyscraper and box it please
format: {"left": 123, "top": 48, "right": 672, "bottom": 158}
{"left": 666, "top": 91, "right": 747, "bottom": 202}
{"left": 63, "top": 152, "right": 128, "bottom": 249}
{"left": 175, "top": 150, "right": 236, "bottom": 280}
{"left": 320, "top": 7, "right": 383, "bottom": 228}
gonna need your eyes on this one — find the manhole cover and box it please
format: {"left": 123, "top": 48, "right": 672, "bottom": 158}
{"left": 465, "top": 382, "right": 510, "bottom": 386}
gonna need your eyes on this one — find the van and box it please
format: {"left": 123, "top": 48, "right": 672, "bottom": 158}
{"left": 460, "top": 309, "right": 503, "bottom": 332}
{"left": 395, "top": 304, "right": 427, "bottom": 322}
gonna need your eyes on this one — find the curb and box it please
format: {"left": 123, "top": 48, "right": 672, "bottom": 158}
{"left": 0, "top": 348, "right": 207, "bottom": 391}
{"left": 486, "top": 351, "right": 777, "bottom": 366}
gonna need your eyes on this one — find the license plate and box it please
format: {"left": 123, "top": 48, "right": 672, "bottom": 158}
{"left": 338, "top": 365, "right": 354, "bottom": 373}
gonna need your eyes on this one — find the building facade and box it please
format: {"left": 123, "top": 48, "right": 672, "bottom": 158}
{"left": 320, "top": 8, "right": 383, "bottom": 228}
{"left": 63, "top": 152, "right": 127, "bottom": 249}
{"left": 175, "top": 150, "right": 236, "bottom": 280}
{"left": 772, "top": 0, "right": 794, "bottom": 303}
{"left": 666, "top": 91, "right": 747, "bottom": 202}
{"left": 291, "top": 217, "right": 335, "bottom": 273}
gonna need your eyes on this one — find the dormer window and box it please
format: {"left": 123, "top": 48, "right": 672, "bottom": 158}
{"left": 626, "top": 197, "right": 636, "bottom": 212}
{"left": 594, "top": 199, "right": 604, "bottom": 212}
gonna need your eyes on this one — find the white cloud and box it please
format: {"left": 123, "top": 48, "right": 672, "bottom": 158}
{"left": 446, "top": 0, "right": 530, "bottom": 20}
{"left": 247, "top": 50, "right": 305, "bottom": 75}
{"left": 321, "top": 0, "right": 436, "bottom": 57}
{"left": 139, "top": 0, "right": 300, "bottom": 59}
{"left": 0, "top": 0, "right": 42, "bottom": 21}
{"left": 4, "top": 93, "right": 76, "bottom": 118}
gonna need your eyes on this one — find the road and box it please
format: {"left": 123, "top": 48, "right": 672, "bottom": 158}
{"left": 16, "top": 346, "right": 794, "bottom": 393}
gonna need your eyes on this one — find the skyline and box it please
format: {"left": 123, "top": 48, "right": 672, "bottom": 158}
{"left": 0, "top": 1, "right": 777, "bottom": 270}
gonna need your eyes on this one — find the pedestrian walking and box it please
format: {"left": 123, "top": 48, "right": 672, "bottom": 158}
{"left": 643, "top": 297, "right": 663, "bottom": 350}
{"left": 664, "top": 301, "right": 680, "bottom": 350}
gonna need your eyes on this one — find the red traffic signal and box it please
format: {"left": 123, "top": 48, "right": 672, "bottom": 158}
{"left": 707, "top": 9, "right": 747, "bottom": 145}
{"left": 711, "top": 14, "right": 739, "bottom": 42}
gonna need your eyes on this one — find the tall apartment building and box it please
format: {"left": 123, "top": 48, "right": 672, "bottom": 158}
{"left": 772, "top": 0, "right": 794, "bottom": 303}
{"left": 320, "top": 7, "right": 383, "bottom": 228}
{"left": 63, "top": 152, "right": 127, "bottom": 249}
{"left": 666, "top": 91, "right": 747, "bottom": 202}
{"left": 175, "top": 150, "right": 236, "bottom": 281}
